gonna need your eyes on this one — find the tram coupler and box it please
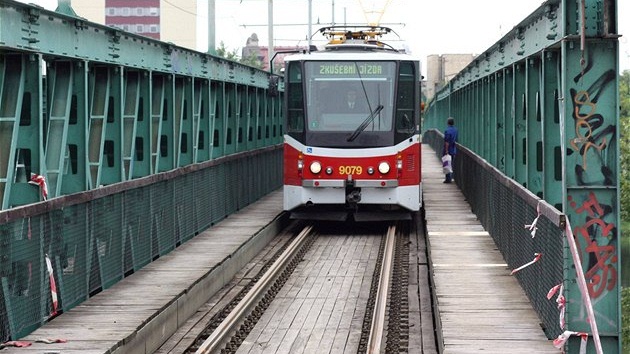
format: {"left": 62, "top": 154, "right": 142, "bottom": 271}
{"left": 346, "top": 188, "right": 361, "bottom": 204}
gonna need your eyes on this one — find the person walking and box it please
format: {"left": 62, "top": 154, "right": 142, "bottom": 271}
{"left": 443, "top": 117, "right": 458, "bottom": 183}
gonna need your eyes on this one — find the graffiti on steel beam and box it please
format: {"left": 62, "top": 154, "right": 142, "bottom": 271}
{"left": 566, "top": 61, "right": 618, "bottom": 304}
{"left": 568, "top": 69, "right": 616, "bottom": 185}
{"left": 568, "top": 192, "right": 617, "bottom": 299}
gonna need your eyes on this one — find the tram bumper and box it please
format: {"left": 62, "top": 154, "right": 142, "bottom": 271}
{"left": 283, "top": 180, "right": 420, "bottom": 221}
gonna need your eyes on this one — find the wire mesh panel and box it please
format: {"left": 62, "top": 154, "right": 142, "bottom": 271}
{"left": 193, "top": 169, "right": 214, "bottom": 235}
{"left": 56, "top": 205, "right": 90, "bottom": 310}
{"left": 209, "top": 164, "right": 228, "bottom": 225}
{"left": 225, "top": 160, "right": 239, "bottom": 214}
{"left": 123, "top": 186, "right": 153, "bottom": 272}
{"left": 150, "top": 179, "right": 176, "bottom": 257}
{"left": 236, "top": 158, "right": 249, "bottom": 209}
{"left": 89, "top": 194, "right": 125, "bottom": 290}
{"left": 172, "top": 173, "right": 197, "bottom": 245}
{"left": 0, "top": 216, "right": 48, "bottom": 341}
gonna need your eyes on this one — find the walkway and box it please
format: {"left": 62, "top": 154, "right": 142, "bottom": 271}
{"left": 422, "top": 144, "right": 557, "bottom": 354}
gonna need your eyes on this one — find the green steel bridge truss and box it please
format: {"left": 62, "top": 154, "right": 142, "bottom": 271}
{"left": 424, "top": 0, "right": 620, "bottom": 352}
{"left": 0, "top": 0, "right": 283, "bottom": 207}
{"left": 0, "top": 0, "right": 283, "bottom": 341}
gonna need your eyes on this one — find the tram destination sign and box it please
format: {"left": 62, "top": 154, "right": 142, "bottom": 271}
{"left": 312, "top": 62, "right": 392, "bottom": 77}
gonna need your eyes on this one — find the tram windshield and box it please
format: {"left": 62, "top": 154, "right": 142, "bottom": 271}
{"left": 304, "top": 61, "right": 395, "bottom": 133}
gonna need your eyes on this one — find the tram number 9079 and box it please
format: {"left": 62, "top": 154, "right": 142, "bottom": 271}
{"left": 339, "top": 165, "right": 363, "bottom": 175}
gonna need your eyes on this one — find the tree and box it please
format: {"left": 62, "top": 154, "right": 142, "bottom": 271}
{"left": 624, "top": 287, "right": 630, "bottom": 352}
{"left": 620, "top": 70, "right": 629, "bottom": 352}
{"left": 620, "top": 71, "right": 630, "bottom": 221}
{"left": 621, "top": 70, "right": 630, "bottom": 119}
{"left": 215, "top": 41, "right": 266, "bottom": 71}
{"left": 240, "top": 51, "right": 265, "bottom": 70}
{"left": 215, "top": 41, "right": 239, "bottom": 61}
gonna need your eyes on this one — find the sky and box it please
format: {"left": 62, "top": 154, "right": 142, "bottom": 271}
{"left": 13, "top": 0, "right": 630, "bottom": 76}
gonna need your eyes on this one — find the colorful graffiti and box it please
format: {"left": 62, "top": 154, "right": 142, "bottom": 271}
{"left": 568, "top": 69, "right": 616, "bottom": 185}
{"left": 567, "top": 58, "right": 618, "bottom": 303}
{"left": 568, "top": 192, "right": 618, "bottom": 299}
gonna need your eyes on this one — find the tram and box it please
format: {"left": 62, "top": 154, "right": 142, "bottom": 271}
{"left": 282, "top": 26, "right": 422, "bottom": 221}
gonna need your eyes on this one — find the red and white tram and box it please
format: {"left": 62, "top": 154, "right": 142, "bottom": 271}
{"left": 282, "top": 26, "right": 422, "bottom": 221}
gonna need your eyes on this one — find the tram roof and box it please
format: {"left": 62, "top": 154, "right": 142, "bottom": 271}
{"left": 283, "top": 49, "right": 418, "bottom": 62}
{"left": 284, "top": 25, "right": 418, "bottom": 63}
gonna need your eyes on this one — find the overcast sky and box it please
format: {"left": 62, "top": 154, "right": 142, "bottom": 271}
{"left": 14, "top": 0, "right": 630, "bottom": 74}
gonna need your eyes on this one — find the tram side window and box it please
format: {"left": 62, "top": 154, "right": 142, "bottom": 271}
{"left": 395, "top": 62, "right": 416, "bottom": 136}
{"left": 286, "top": 62, "right": 305, "bottom": 134}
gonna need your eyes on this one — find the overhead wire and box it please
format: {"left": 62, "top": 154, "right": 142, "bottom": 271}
{"left": 162, "top": 0, "right": 197, "bottom": 17}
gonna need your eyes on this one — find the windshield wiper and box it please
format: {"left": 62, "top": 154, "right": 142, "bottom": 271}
{"left": 346, "top": 104, "right": 384, "bottom": 142}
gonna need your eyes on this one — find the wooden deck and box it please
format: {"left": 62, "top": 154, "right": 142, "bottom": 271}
{"left": 422, "top": 144, "right": 557, "bottom": 354}
{"left": 236, "top": 233, "right": 381, "bottom": 354}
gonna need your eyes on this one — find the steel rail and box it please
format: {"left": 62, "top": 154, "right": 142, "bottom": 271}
{"left": 366, "top": 224, "right": 397, "bottom": 354}
{"left": 195, "top": 224, "right": 314, "bottom": 354}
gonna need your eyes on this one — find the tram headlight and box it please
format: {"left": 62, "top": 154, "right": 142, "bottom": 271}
{"left": 378, "top": 162, "right": 390, "bottom": 174}
{"left": 310, "top": 161, "right": 322, "bottom": 174}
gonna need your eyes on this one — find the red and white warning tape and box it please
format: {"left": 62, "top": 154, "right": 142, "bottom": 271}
{"left": 547, "top": 283, "right": 566, "bottom": 330}
{"left": 523, "top": 201, "right": 542, "bottom": 238}
{"left": 28, "top": 173, "right": 48, "bottom": 200}
{"left": 523, "top": 208, "right": 602, "bottom": 353}
{"left": 553, "top": 331, "right": 588, "bottom": 354}
{"left": 44, "top": 254, "right": 58, "bottom": 316}
{"left": 510, "top": 253, "right": 542, "bottom": 275}
{"left": 563, "top": 218, "right": 602, "bottom": 354}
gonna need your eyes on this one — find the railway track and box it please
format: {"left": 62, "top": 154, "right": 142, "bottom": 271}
{"left": 365, "top": 225, "right": 396, "bottom": 353}
{"left": 158, "top": 219, "right": 429, "bottom": 354}
{"left": 194, "top": 225, "right": 317, "bottom": 353}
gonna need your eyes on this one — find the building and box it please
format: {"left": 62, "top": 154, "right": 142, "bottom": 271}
{"left": 425, "top": 54, "right": 475, "bottom": 101}
{"left": 241, "top": 32, "right": 307, "bottom": 72}
{"left": 68, "top": 0, "right": 197, "bottom": 50}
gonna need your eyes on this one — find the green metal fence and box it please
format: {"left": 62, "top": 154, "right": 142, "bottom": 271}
{"left": 0, "top": 147, "right": 283, "bottom": 341}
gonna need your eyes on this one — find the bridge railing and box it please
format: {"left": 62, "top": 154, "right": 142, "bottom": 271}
{"left": 0, "top": 146, "right": 282, "bottom": 341}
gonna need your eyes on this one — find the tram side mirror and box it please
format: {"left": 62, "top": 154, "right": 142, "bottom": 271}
{"left": 268, "top": 75, "right": 279, "bottom": 97}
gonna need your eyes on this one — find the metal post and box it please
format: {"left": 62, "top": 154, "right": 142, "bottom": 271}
{"left": 56, "top": 0, "right": 78, "bottom": 16}
{"left": 268, "top": 0, "right": 274, "bottom": 73}
{"left": 207, "top": 0, "right": 216, "bottom": 55}
{"left": 308, "top": 0, "right": 312, "bottom": 48}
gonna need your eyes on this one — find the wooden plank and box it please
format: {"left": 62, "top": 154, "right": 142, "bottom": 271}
{"left": 302, "top": 328, "right": 325, "bottom": 353}
{"left": 275, "top": 328, "right": 301, "bottom": 354}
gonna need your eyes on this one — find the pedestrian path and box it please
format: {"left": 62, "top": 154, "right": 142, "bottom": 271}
{"left": 422, "top": 144, "right": 557, "bottom": 354}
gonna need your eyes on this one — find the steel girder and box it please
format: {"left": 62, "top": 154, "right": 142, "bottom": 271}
{"left": 0, "top": 0, "right": 283, "bottom": 209}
